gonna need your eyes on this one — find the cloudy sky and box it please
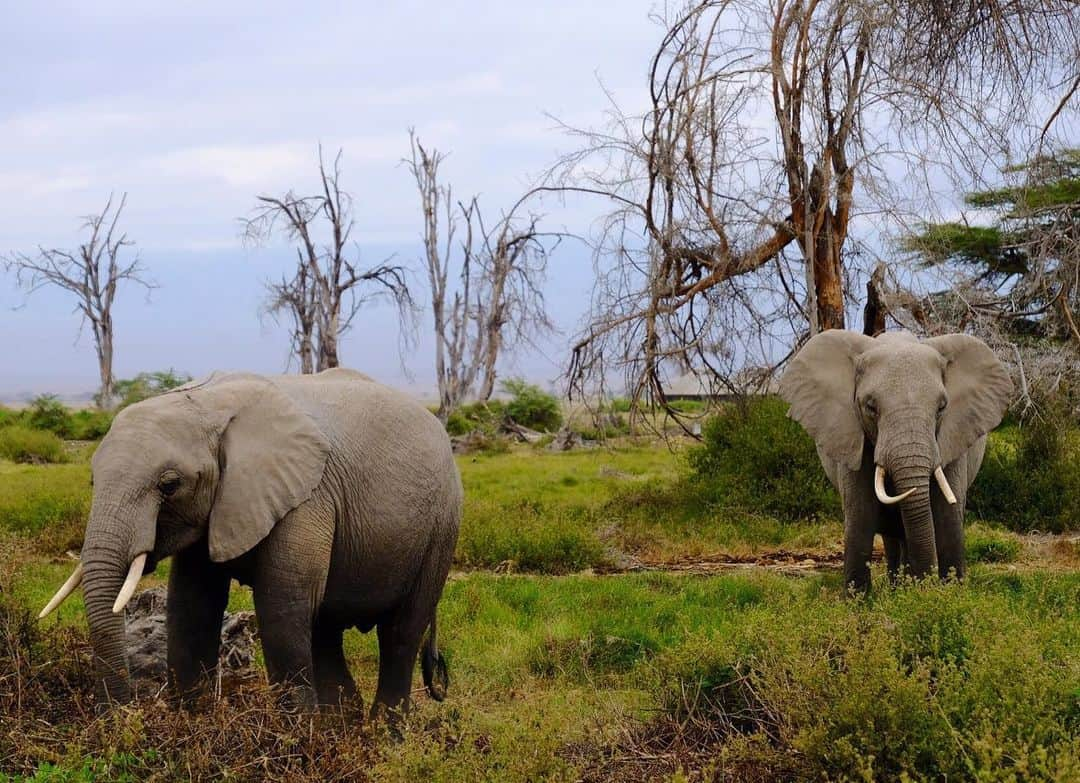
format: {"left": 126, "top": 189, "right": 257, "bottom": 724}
{"left": 0, "top": 1, "right": 663, "bottom": 399}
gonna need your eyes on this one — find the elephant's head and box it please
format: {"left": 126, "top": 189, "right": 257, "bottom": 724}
{"left": 779, "top": 330, "right": 1012, "bottom": 576}
{"left": 39, "top": 374, "right": 330, "bottom": 703}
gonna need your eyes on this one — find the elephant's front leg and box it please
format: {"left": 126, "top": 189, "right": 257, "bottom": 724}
{"left": 253, "top": 584, "right": 319, "bottom": 709}
{"left": 251, "top": 505, "right": 333, "bottom": 710}
{"left": 840, "top": 453, "right": 882, "bottom": 594}
{"left": 167, "top": 541, "right": 230, "bottom": 701}
{"left": 932, "top": 459, "right": 967, "bottom": 580}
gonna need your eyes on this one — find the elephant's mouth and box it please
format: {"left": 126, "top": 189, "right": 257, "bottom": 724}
{"left": 874, "top": 464, "right": 957, "bottom": 506}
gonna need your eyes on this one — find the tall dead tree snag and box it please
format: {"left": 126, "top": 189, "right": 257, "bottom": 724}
{"left": 245, "top": 148, "right": 412, "bottom": 372}
{"left": 551, "top": 0, "right": 1077, "bottom": 410}
{"left": 406, "top": 132, "right": 554, "bottom": 421}
{"left": 5, "top": 194, "right": 153, "bottom": 406}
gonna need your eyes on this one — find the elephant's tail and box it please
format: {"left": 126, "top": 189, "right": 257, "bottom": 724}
{"left": 421, "top": 617, "right": 448, "bottom": 701}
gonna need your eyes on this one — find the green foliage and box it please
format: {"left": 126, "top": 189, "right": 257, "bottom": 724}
{"left": 65, "top": 409, "right": 114, "bottom": 440}
{"left": 0, "top": 426, "right": 68, "bottom": 464}
{"left": 687, "top": 397, "right": 840, "bottom": 521}
{"left": 970, "top": 414, "right": 1080, "bottom": 533}
{"left": 965, "top": 523, "right": 1022, "bottom": 563}
{"left": 501, "top": 378, "right": 563, "bottom": 432}
{"left": 445, "top": 400, "right": 507, "bottom": 436}
{"left": 25, "top": 395, "right": 75, "bottom": 437}
{"left": 114, "top": 369, "right": 192, "bottom": 409}
{"left": 657, "top": 575, "right": 1080, "bottom": 781}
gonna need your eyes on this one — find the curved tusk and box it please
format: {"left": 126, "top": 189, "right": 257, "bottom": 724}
{"left": 38, "top": 562, "right": 84, "bottom": 619}
{"left": 934, "top": 466, "right": 958, "bottom": 505}
{"left": 874, "top": 465, "right": 916, "bottom": 505}
{"left": 112, "top": 553, "right": 147, "bottom": 615}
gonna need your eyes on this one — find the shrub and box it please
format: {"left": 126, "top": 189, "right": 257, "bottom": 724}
{"left": 653, "top": 578, "right": 1080, "bottom": 781}
{"left": 26, "top": 394, "right": 74, "bottom": 437}
{"left": 965, "top": 523, "right": 1022, "bottom": 563}
{"left": 445, "top": 400, "right": 507, "bottom": 436}
{"left": 0, "top": 426, "right": 67, "bottom": 464}
{"left": 687, "top": 396, "right": 839, "bottom": 521}
{"left": 502, "top": 378, "right": 563, "bottom": 432}
{"left": 114, "top": 369, "right": 192, "bottom": 409}
{"left": 66, "top": 408, "right": 114, "bottom": 440}
{"left": 969, "top": 409, "right": 1080, "bottom": 532}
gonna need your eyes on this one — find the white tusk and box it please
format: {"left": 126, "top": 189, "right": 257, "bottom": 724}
{"left": 874, "top": 465, "right": 916, "bottom": 505}
{"left": 112, "top": 553, "right": 147, "bottom": 615}
{"left": 38, "top": 562, "right": 84, "bottom": 619}
{"left": 934, "top": 466, "right": 958, "bottom": 505}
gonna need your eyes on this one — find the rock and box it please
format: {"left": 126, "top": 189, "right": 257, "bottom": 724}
{"left": 123, "top": 587, "right": 258, "bottom": 684}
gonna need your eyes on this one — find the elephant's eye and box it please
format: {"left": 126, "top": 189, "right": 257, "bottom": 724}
{"left": 864, "top": 399, "right": 877, "bottom": 417}
{"left": 159, "top": 478, "right": 182, "bottom": 497}
{"left": 937, "top": 398, "right": 948, "bottom": 416}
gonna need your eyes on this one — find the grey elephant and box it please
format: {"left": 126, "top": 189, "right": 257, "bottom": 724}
{"left": 779, "top": 330, "right": 1012, "bottom": 591}
{"left": 39, "top": 368, "right": 462, "bottom": 717}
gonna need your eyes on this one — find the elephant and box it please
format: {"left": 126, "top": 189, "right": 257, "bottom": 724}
{"left": 779, "top": 330, "right": 1012, "bottom": 592}
{"left": 39, "top": 368, "right": 463, "bottom": 718}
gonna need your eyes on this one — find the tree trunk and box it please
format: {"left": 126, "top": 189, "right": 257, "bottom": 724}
{"left": 97, "top": 319, "right": 115, "bottom": 408}
{"left": 863, "top": 263, "right": 888, "bottom": 336}
{"left": 812, "top": 225, "right": 846, "bottom": 332}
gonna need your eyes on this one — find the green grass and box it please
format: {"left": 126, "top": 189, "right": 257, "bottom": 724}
{"left": 0, "top": 426, "right": 69, "bottom": 465}
{"left": 14, "top": 569, "right": 1077, "bottom": 781}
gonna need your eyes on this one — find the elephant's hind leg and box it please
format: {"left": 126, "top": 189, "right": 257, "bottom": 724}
{"left": 312, "top": 619, "right": 357, "bottom": 707}
{"left": 372, "top": 615, "right": 426, "bottom": 722}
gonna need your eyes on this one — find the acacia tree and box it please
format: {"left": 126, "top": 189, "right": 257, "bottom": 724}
{"left": 406, "top": 133, "right": 554, "bottom": 421}
{"left": 549, "top": 0, "right": 1078, "bottom": 412}
{"left": 245, "top": 148, "right": 412, "bottom": 372}
{"left": 5, "top": 194, "right": 154, "bottom": 406}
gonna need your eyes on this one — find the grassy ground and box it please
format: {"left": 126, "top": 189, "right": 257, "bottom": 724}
{"left": 2, "top": 440, "right": 1078, "bottom": 781}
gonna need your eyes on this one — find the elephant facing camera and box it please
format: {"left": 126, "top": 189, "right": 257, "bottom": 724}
{"left": 779, "top": 330, "right": 1012, "bottom": 593}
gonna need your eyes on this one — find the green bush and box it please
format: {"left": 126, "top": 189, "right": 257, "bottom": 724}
{"left": 969, "top": 411, "right": 1080, "bottom": 532}
{"left": 657, "top": 577, "right": 1080, "bottom": 781}
{"left": 0, "top": 426, "right": 67, "bottom": 464}
{"left": 25, "top": 395, "right": 74, "bottom": 437}
{"left": 445, "top": 400, "right": 507, "bottom": 436}
{"left": 687, "top": 396, "right": 839, "bottom": 521}
{"left": 114, "top": 369, "right": 192, "bottom": 409}
{"left": 66, "top": 409, "right": 114, "bottom": 440}
{"left": 502, "top": 378, "right": 563, "bottom": 432}
{"left": 965, "top": 523, "right": 1022, "bottom": 563}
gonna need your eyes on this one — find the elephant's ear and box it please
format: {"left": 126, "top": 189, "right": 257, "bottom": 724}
{"left": 926, "top": 334, "right": 1013, "bottom": 465}
{"left": 200, "top": 380, "right": 331, "bottom": 563}
{"left": 779, "top": 329, "right": 876, "bottom": 472}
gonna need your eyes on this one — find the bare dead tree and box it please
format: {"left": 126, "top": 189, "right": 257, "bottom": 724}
{"left": 262, "top": 255, "right": 317, "bottom": 374}
{"left": 5, "top": 194, "right": 154, "bottom": 406}
{"left": 545, "top": 0, "right": 1078, "bottom": 419}
{"left": 406, "top": 132, "right": 556, "bottom": 421}
{"left": 244, "top": 148, "right": 413, "bottom": 372}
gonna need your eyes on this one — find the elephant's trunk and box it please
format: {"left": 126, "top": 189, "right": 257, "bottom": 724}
{"left": 876, "top": 410, "right": 939, "bottom": 579}
{"left": 80, "top": 492, "right": 159, "bottom": 705}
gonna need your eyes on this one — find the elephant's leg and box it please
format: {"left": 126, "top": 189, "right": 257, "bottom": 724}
{"left": 372, "top": 616, "right": 426, "bottom": 722}
{"left": 167, "top": 541, "right": 230, "bottom": 701}
{"left": 932, "top": 459, "right": 967, "bottom": 580}
{"left": 312, "top": 619, "right": 357, "bottom": 707}
{"left": 841, "top": 450, "right": 882, "bottom": 594}
{"left": 254, "top": 586, "right": 318, "bottom": 709}
{"left": 252, "top": 504, "right": 333, "bottom": 710}
{"left": 883, "top": 535, "right": 904, "bottom": 584}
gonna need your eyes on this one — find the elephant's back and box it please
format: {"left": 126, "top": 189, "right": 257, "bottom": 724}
{"left": 270, "top": 371, "right": 461, "bottom": 520}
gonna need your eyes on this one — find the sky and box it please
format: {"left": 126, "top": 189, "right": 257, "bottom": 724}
{"left": 0, "top": 1, "right": 664, "bottom": 400}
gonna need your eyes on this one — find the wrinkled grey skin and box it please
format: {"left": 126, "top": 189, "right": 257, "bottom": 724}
{"left": 75, "top": 368, "right": 462, "bottom": 717}
{"left": 779, "top": 330, "right": 1012, "bottom": 592}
